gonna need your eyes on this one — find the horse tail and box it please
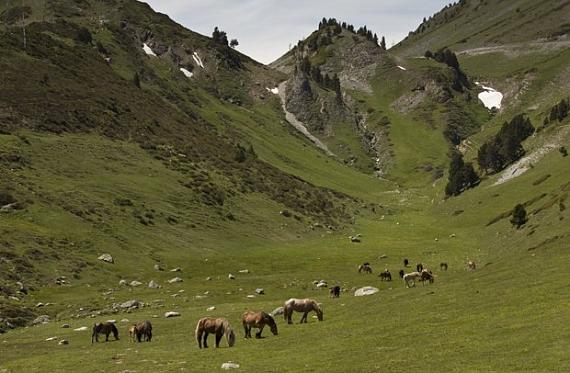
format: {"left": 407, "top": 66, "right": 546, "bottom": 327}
{"left": 112, "top": 323, "right": 119, "bottom": 340}
{"left": 195, "top": 318, "right": 203, "bottom": 345}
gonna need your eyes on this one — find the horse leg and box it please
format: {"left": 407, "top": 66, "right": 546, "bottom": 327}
{"left": 255, "top": 325, "right": 264, "bottom": 339}
{"left": 105, "top": 332, "right": 110, "bottom": 342}
{"left": 301, "top": 312, "right": 308, "bottom": 323}
{"left": 215, "top": 331, "right": 223, "bottom": 348}
{"left": 243, "top": 324, "right": 249, "bottom": 338}
{"left": 203, "top": 332, "right": 209, "bottom": 348}
{"left": 287, "top": 310, "right": 293, "bottom": 325}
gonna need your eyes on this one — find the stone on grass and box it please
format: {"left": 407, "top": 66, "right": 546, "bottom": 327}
{"left": 271, "top": 307, "right": 284, "bottom": 316}
{"left": 354, "top": 286, "right": 379, "bottom": 297}
{"left": 59, "top": 340, "right": 69, "bottom": 345}
{"left": 61, "top": 324, "right": 70, "bottom": 328}
{"left": 129, "top": 280, "right": 142, "bottom": 287}
{"left": 170, "top": 267, "right": 181, "bottom": 272}
{"left": 255, "top": 288, "right": 264, "bottom": 295}
{"left": 165, "top": 311, "right": 180, "bottom": 318}
{"left": 168, "top": 277, "right": 183, "bottom": 284}
{"left": 221, "top": 362, "right": 240, "bottom": 370}
{"left": 45, "top": 336, "right": 58, "bottom": 341}
{"left": 148, "top": 280, "right": 160, "bottom": 289}
{"left": 32, "top": 315, "right": 50, "bottom": 325}
{"left": 74, "top": 326, "right": 88, "bottom": 332}
{"left": 316, "top": 281, "right": 328, "bottom": 288}
{"left": 238, "top": 269, "right": 249, "bottom": 274}
{"left": 154, "top": 264, "right": 164, "bottom": 271}
{"left": 119, "top": 279, "right": 128, "bottom": 286}
{"left": 207, "top": 306, "right": 216, "bottom": 311}
{"left": 97, "top": 253, "right": 114, "bottom": 263}
{"left": 119, "top": 300, "right": 140, "bottom": 309}
{"left": 228, "top": 274, "right": 236, "bottom": 280}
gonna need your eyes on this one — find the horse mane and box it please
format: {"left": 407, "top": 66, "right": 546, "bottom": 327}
{"left": 222, "top": 320, "right": 235, "bottom": 347}
{"left": 194, "top": 317, "right": 204, "bottom": 342}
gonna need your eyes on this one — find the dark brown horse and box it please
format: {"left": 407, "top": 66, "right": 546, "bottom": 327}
{"left": 283, "top": 298, "right": 323, "bottom": 324}
{"left": 440, "top": 262, "right": 448, "bottom": 271}
{"left": 242, "top": 311, "right": 278, "bottom": 339}
{"left": 195, "top": 317, "right": 235, "bottom": 348}
{"left": 92, "top": 322, "right": 119, "bottom": 343}
{"left": 329, "top": 285, "right": 341, "bottom": 298}
{"left": 133, "top": 320, "right": 152, "bottom": 342}
{"left": 358, "top": 263, "right": 373, "bottom": 274}
{"left": 379, "top": 269, "right": 392, "bottom": 281}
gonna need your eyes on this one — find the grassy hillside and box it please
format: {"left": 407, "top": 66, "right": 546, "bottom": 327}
{"left": 1, "top": 0, "right": 570, "bottom": 372}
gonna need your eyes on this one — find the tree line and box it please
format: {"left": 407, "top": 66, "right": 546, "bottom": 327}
{"left": 318, "top": 17, "right": 386, "bottom": 50}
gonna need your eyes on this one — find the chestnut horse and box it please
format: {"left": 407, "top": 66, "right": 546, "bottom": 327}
{"left": 195, "top": 317, "right": 235, "bottom": 348}
{"left": 283, "top": 298, "right": 323, "bottom": 324}
{"left": 242, "top": 311, "right": 278, "bottom": 339}
{"left": 92, "top": 322, "right": 119, "bottom": 343}
{"left": 133, "top": 320, "right": 152, "bottom": 342}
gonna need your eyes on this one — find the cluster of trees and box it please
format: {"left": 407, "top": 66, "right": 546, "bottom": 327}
{"left": 445, "top": 151, "right": 479, "bottom": 197}
{"left": 544, "top": 98, "right": 569, "bottom": 126}
{"left": 477, "top": 114, "right": 534, "bottom": 174}
{"left": 212, "top": 27, "right": 239, "bottom": 48}
{"left": 510, "top": 204, "right": 527, "bottom": 229}
{"left": 298, "top": 57, "right": 341, "bottom": 99}
{"left": 317, "top": 17, "right": 386, "bottom": 50}
{"left": 425, "top": 48, "right": 468, "bottom": 91}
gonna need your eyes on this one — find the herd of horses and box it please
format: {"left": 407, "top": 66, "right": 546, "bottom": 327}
{"left": 91, "top": 298, "right": 323, "bottom": 348}
{"left": 91, "top": 259, "right": 477, "bottom": 347}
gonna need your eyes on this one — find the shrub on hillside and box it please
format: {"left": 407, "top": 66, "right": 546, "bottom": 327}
{"left": 445, "top": 152, "right": 480, "bottom": 197}
{"left": 510, "top": 204, "right": 527, "bottom": 228}
{"left": 76, "top": 27, "right": 93, "bottom": 44}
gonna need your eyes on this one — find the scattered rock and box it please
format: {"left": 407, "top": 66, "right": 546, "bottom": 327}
{"left": 74, "top": 326, "right": 88, "bottom": 332}
{"left": 58, "top": 340, "right": 69, "bottom": 345}
{"left": 36, "top": 302, "right": 45, "bottom": 308}
{"left": 379, "top": 254, "right": 388, "bottom": 259}
{"left": 206, "top": 306, "right": 216, "bottom": 311}
{"left": 271, "top": 307, "right": 284, "bottom": 316}
{"left": 148, "top": 280, "right": 160, "bottom": 289}
{"left": 164, "top": 311, "right": 180, "bottom": 318}
{"left": 106, "top": 319, "right": 116, "bottom": 323}
{"left": 168, "top": 277, "right": 183, "bottom": 284}
{"left": 170, "top": 267, "right": 181, "bottom": 272}
{"left": 206, "top": 277, "right": 212, "bottom": 281}
{"left": 118, "top": 300, "right": 140, "bottom": 309}
{"left": 354, "top": 286, "right": 379, "bottom": 297}
{"left": 238, "top": 269, "right": 249, "bottom": 274}
{"left": 119, "top": 280, "right": 128, "bottom": 286}
{"left": 154, "top": 264, "right": 164, "bottom": 271}
{"left": 32, "top": 315, "right": 50, "bottom": 325}
{"left": 129, "top": 280, "right": 142, "bottom": 287}
{"left": 221, "top": 362, "right": 240, "bottom": 370}
{"left": 349, "top": 234, "right": 362, "bottom": 243}
{"left": 255, "top": 288, "right": 264, "bottom": 295}
{"left": 228, "top": 274, "right": 236, "bottom": 280}
{"left": 449, "top": 233, "right": 456, "bottom": 238}
{"left": 246, "top": 295, "right": 256, "bottom": 299}
{"left": 61, "top": 324, "right": 70, "bottom": 329}
{"left": 97, "top": 253, "right": 114, "bottom": 263}
{"left": 120, "top": 319, "right": 129, "bottom": 323}
{"left": 45, "top": 337, "right": 58, "bottom": 341}
{"left": 316, "top": 280, "right": 328, "bottom": 288}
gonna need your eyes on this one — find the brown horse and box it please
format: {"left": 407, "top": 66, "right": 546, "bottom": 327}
{"left": 358, "top": 263, "right": 373, "bottom": 274}
{"left": 242, "top": 311, "right": 278, "bottom": 339}
{"left": 195, "top": 317, "right": 235, "bottom": 348}
{"left": 283, "top": 298, "right": 323, "bottom": 324}
{"left": 92, "top": 322, "right": 119, "bottom": 343}
{"left": 128, "top": 324, "right": 137, "bottom": 342}
{"left": 133, "top": 320, "right": 152, "bottom": 342}
{"left": 329, "top": 285, "right": 341, "bottom": 298}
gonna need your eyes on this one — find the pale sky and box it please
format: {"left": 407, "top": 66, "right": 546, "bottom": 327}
{"left": 144, "top": 0, "right": 451, "bottom": 64}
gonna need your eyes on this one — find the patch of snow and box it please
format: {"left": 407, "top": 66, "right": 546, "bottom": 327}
{"left": 397, "top": 65, "right": 407, "bottom": 71}
{"left": 266, "top": 87, "right": 279, "bottom": 95}
{"left": 475, "top": 82, "right": 503, "bottom": 110}
{"left": 192, "top": 52, "right": 205, "bottom": 68}
{"left": 142, "top": 43, "right": 157, "bottom": 57}
{"left": 180, "top": 68, "right": 193, "bottom": 78}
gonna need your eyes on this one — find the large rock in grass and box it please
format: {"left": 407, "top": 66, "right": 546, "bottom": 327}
{"left": 354, "top": 286, "right": 379, "bottom": 297}
{"left": 32, "top": 315, "right": 50, "bottom": 325}
{"left": 164, "top": 311, "right": 180, "bottom": 318}
{"left": 221, "top": 362, "right": 240, "bottom": 369}
{"left": 129, "top": 280, "right": 142, "bottom": 287}
{"left": 168, "top": 277, "right": 183, "bottom": 284}
{"left": 271, "top": 307, "right": 284, "bottom": 317}
{"left": 118, "top": 300, "right": 140, "bottom": 309}
{"left": 97, "top": 253, "right": 114, "bottom": 263}
{"left": 148, "top": 280, "right": 160, "bottom": 289}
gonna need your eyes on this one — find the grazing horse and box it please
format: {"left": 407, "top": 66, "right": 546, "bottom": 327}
{"left": 467, "top": 260, "right": 476, "bottom": 271}
{"left": 403, "top": 259, "right": 409, "bottom": 267}
{"left": 416, "top": 263, "right": 424, "bottom": 272}
{"left": 128, "top": 324, "right": 137, "bottom": 342}
{"left": 358, "top": 263, "right": 373, "bottom": 274}
{"left": 133, "top": 320, "right": 153, "bottom": 342}
{"left": 242, "top": 311, "right": 278, "bottom": 339}
{"left": 379, "top": 269, "right": 392, "bottom": 281}
{"left": 329, "top": 285, "right": 341, "bottom": 298}
{"left": 398, "top": 269, "right": 405, "bottom": 279}
{"left": 420, "top": 269, "right": 434, "bottom": 285}
{"left": 440, "top": 262, "right": 448, "bottom": 271}
{"left": 195, "top": 317, "right": 235, "bottom": 348}
{"left": 403, "top": 272, "right": 422, "bottom": 288}
{"left": 283, "top": 298, "right": 323, "bottom": 324}
{"left": 92, "top": 322, "right": 119, "bottom": 343}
